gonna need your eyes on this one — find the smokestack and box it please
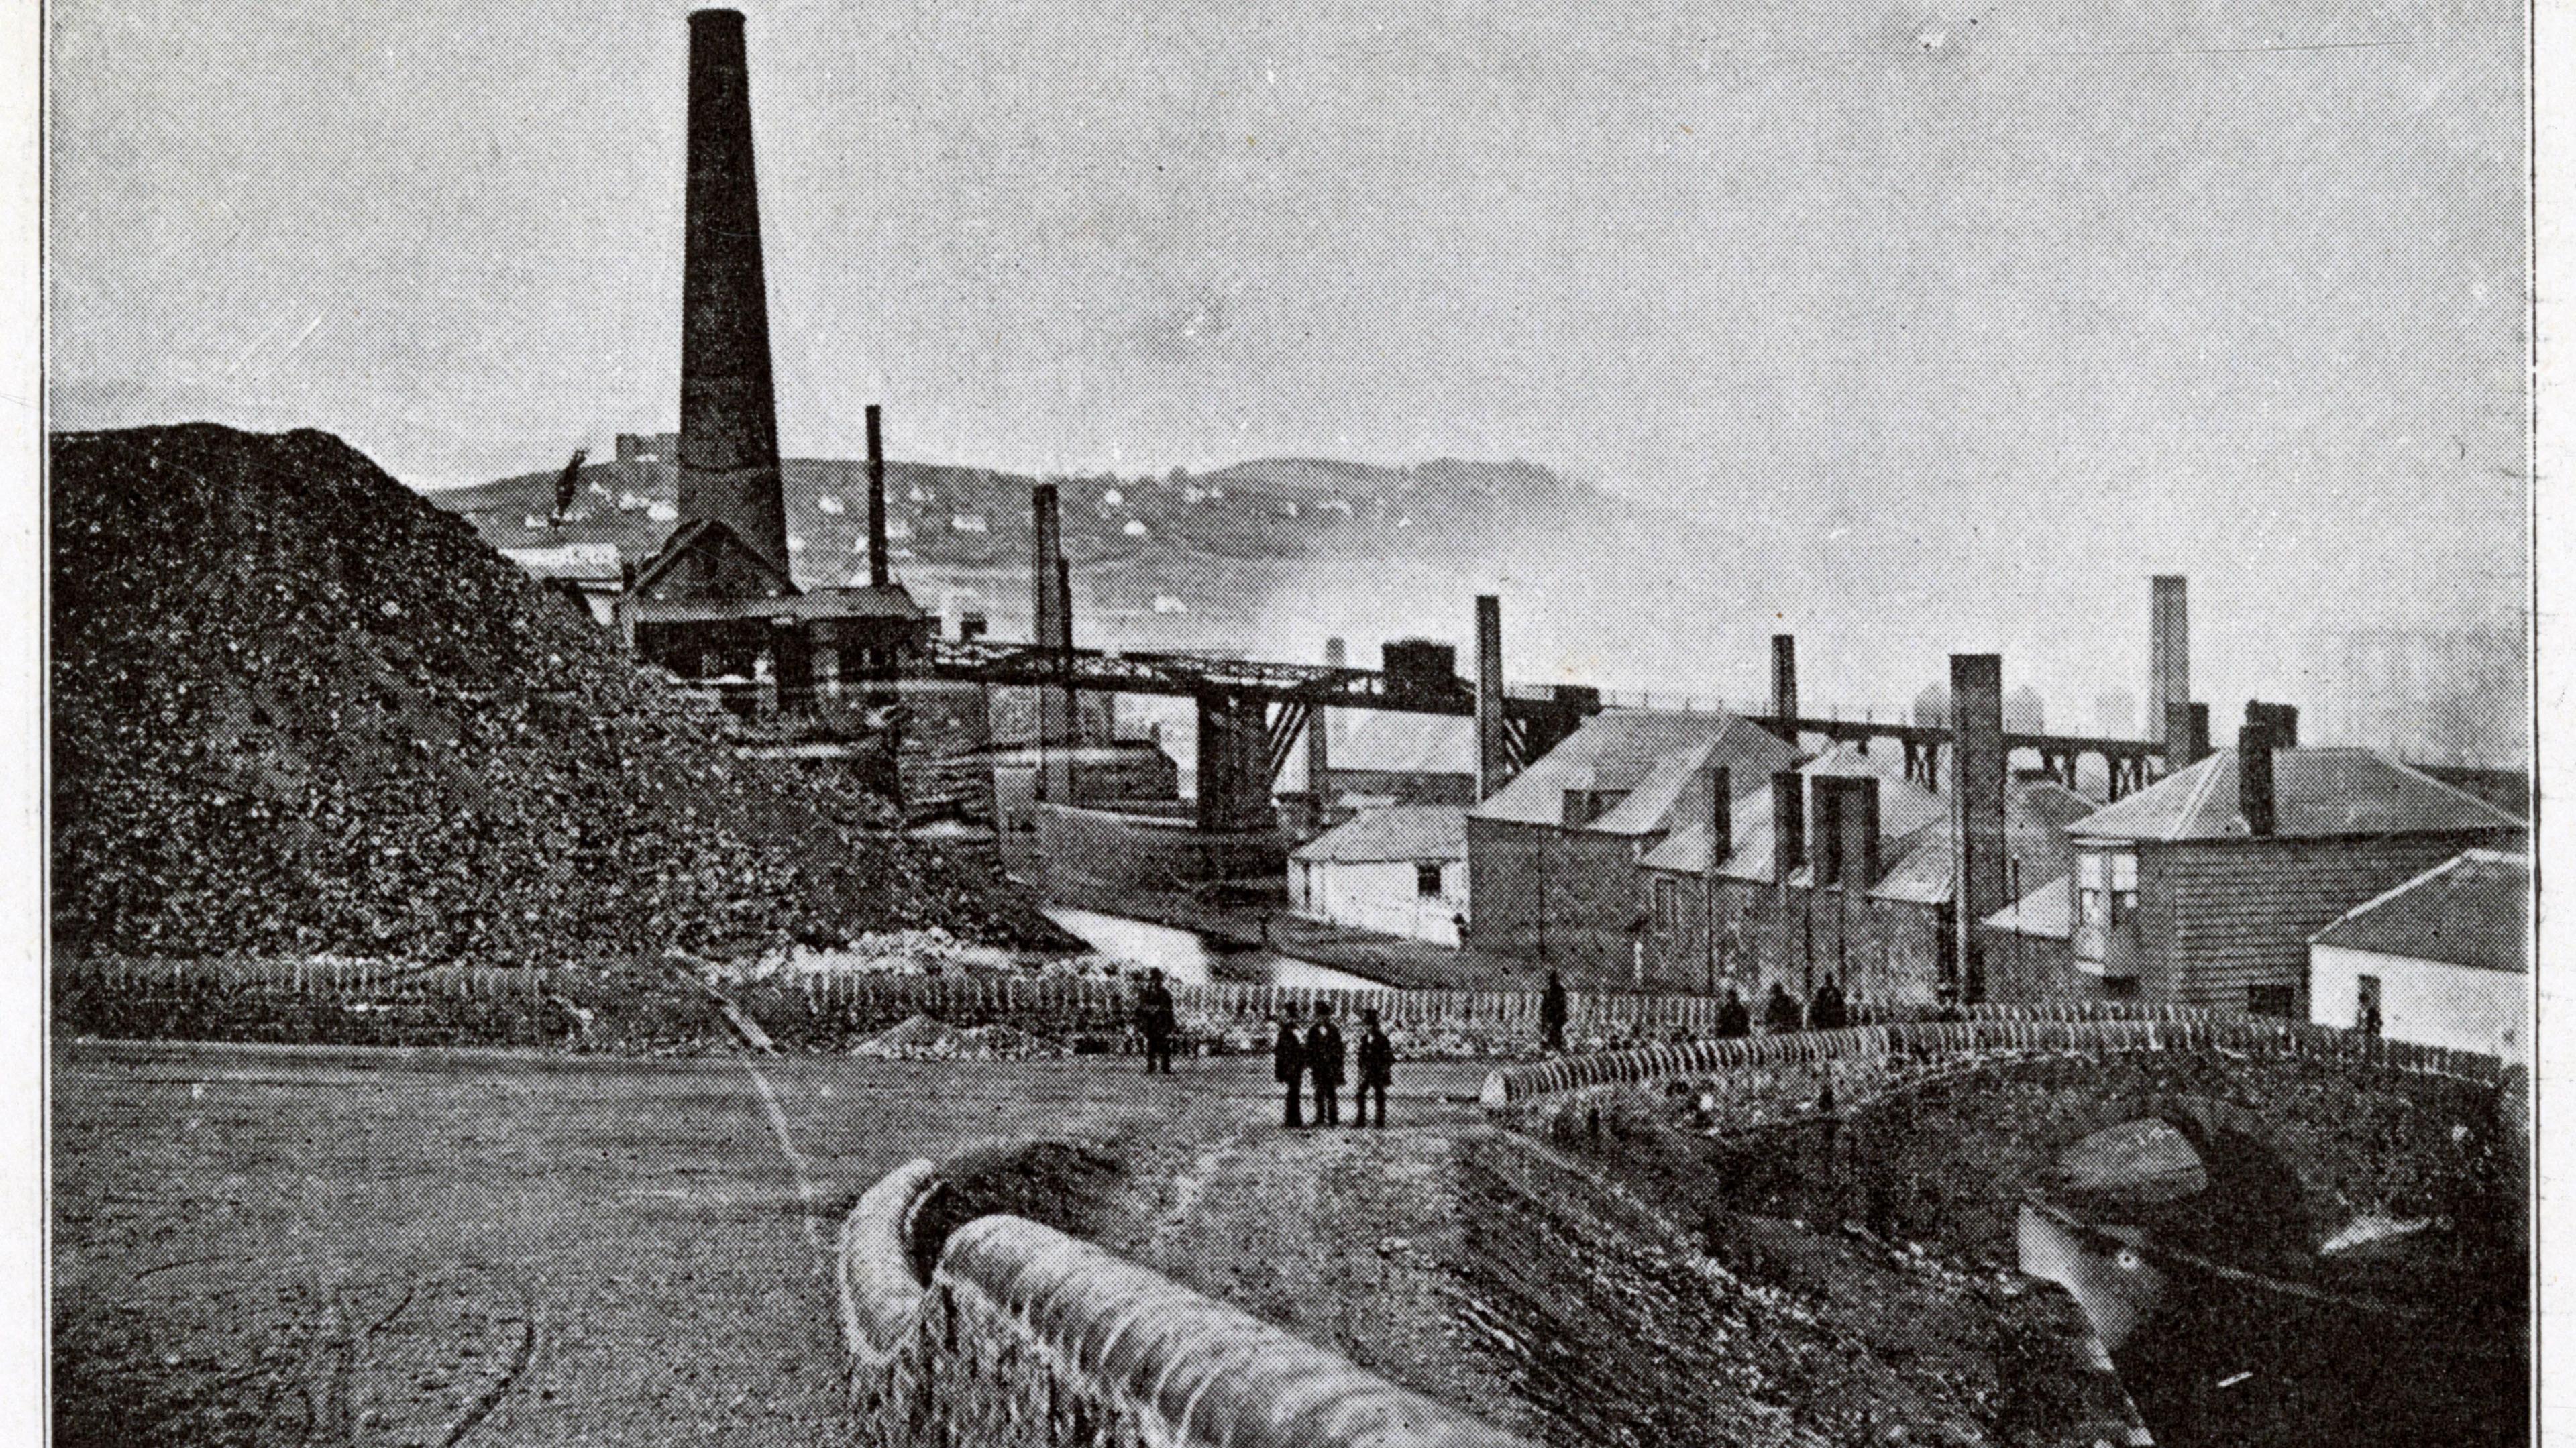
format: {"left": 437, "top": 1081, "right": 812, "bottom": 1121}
{"left": 865, "top": 404, "right": 890, "bottom": 588}
{"left": 1475, "top": 596, "right": 1507, "bottom": 801}
{"left": 677, "top": 9, "right": 790, "bottom": 573}
{"left": 1770, "top": 634, "right": 1801, "bottom": 742}
{"left": 1950, "top": 654, "right": 2007, "bottom": 1004}
{"left": 1031, "top": 485, "right": 1071, "bottom": 651}
{"left": 2239, "top": 718, "right": 2278, "bottom": 838}
{"left": 1772, "top": 769, "right": 1806, "bottom": 883}
{"left": 2150, "top": 576, "right": 2189, "bottom": 746}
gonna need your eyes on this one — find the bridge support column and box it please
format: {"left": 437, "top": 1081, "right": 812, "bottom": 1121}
{"left": 1197, "top": 690, "right": 1273, "bottom": 834}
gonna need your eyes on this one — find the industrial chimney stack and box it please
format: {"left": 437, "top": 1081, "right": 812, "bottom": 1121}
{"left": 865, "top": 404, "right": 890, "bottom": 589}
{"left": 2149, "top": 576, "right": 2189, "bottom": 748}
{"left": 676, "top": 9, "right": 790, "bottom": 573}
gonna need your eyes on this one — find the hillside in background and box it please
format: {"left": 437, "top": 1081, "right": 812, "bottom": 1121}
{"left": 51, "top": 424, "right": 1065, "bottom": 964}
{"left": 437, "top": 447, "right": 2530, "bottom": 766}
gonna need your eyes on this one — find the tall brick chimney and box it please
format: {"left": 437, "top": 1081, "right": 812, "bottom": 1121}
{"left": 2150, "top": 575, "right": 2189, "bottom": 748}
{"left": 1709, "top": 766, "right": 1733, "bottom": 873}
{"left": 677, "top": 9, "right": 790, "bottom": 573}
{"left": 865, "top": 403, "right": 890, "bottom": 588}
{"left": 1950, "top": 654, "right": 2007, "bottom": 1003}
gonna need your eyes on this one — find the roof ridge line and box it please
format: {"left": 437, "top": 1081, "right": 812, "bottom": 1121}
{"left": 2169, "top": 751, "right": 2228, "bottom": 842}
{"left": 2367, "top": 750, "right": 2530, "bottom": 827}
{"left": 2309, "top": 852, "right": 2466, "bottom": 944}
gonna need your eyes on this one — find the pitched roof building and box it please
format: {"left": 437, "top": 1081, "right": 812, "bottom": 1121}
{"left": 2057, "top": 730, "right": 2524, "bottom": 1014}
{"left": 1465, "top": 710, "right": 1798, "bottom": 985}
{"left": 2308, "top": 849, "right": 2528, "bottom": 1061}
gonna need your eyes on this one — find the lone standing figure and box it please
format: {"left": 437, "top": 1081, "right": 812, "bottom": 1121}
{"left": 1274, "top": 1005, "right": 1308, "bottom": 1127}
{"left": 1135, "top": 967, "right": 1177, "bottom": 1074}
{"left": 1354, "top": 1008, "right": 1395, "bottom": 1128}
{"left": 1763, "top": 981, "right": 1804, "bottom": 1034}
{"left": 1540, "top": 968, "right": 1570, "bottom": 1053}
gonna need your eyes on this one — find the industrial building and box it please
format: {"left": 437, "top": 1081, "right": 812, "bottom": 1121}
{"left": 2308, "top": 849, "right": 2528, "bottom": 1063}
{"left": 1464, "top": 709, "right": 1799, "bottom": 985}
{"left": 2058, "top": 705, "right": 2526, "bottom": 1014}
{"left": 1288, "top": 804, "right": 1470, "bottom": 947}
{"left": 616, "top": 11, "right": 927, "bottom": 704}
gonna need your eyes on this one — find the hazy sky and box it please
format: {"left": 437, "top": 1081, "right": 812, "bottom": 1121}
{"left": 46, "top": 0, "right": 2528, "bottom": 703}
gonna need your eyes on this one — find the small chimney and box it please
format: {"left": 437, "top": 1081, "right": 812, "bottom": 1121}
{"left": 1772, "top": 769, "right": 1807, "bottom": 882}
{"left": 2239, "top": 718, "right": 2278, "bottom": 838}
{"left": 1852, "top": 775, "right": 1882, "bottom": 887}
{"left": 1564, "top": 789, "right": 1594, "bottom": 828}
{"left": 2249, "top": 700, "right": 2300, "bottom": 750}
{"left": 1475, "top": 596, "right": 1509, "bottom": 801}
{"left": 1709, "top": 766, "right": 1733, "bottom": 872}
{"left": 865, "top": 403, "right": 890, "bottom": 588}
{"left": 1770, "top": 634, "right": 1801, "bottom": 742}
{"left": 2188, "top": 702, "right": 2212, "bottom": 764}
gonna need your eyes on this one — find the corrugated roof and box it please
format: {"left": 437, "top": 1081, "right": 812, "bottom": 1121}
{"left": 1985, "top": 875, "right": 2074, "bottom": 940}
{"left": 2073, "top": 747, "right": 2526, "bottom": 842}
{"left": 1292, "top": 804, "right": 1467, "bottom": 864}
{"left": 1468, "top": 709, "right": 1795, "bottom": 832}
{"left": 2310, "top": 849, "right": 2528, "bottom": 972}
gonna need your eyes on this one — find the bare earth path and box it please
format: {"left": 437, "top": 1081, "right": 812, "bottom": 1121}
{"left": 52, "top": 1038, "right": 1495, "bottom": 1447}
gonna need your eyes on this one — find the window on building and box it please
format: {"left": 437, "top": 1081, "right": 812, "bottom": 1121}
{"left": 2247, "top": 985, "right": 2297, "bottom": 1018}
{"left": 1416, "top": 861, "right": 1444, "bottom": 899}
{"left": 2077, "top": 850, "right": 2139, "bottom": 927}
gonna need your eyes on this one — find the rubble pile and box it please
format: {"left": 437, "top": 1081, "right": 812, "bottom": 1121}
{"left": 50, "top": 424, "right": 1062, "bottom": 966}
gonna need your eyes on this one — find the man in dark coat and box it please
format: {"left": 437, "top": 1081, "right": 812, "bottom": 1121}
{"left": 1763, "top": 981, "right": 1804, "bottom": 1034}
{"left": 1307, "top": 1001, "right": 1347, "bottom": 1127}
{"left": 1540, "top": 968, "right": 1570, "bottom": 1052}
{"left": 1715, "top": 987, "right": 1751, "bottom": 1039}
{"left": 1809, "top": 976, "right": 1847, "bottom": 1032}
{"left": 1135, "top": 968, "right": 1178, "bottom": 1074}
{"left": 1354, "top": 1007, "right": 1395, "bottom": 1128}
{"left": 1274, "top": 1005, "right": 1307, "bottom": 1127}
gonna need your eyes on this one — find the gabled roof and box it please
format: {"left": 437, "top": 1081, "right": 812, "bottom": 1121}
{"left": 1468, "top": 709, "right": 1795, "bottom": 832}
{"left": 2073, "top": 746, "right": 2526, "bottom": 843}
{"left": 1984, "top": 875, "right": 2074, "bottom": 940}
{"left": 631, "top": 517, "right": 799, "bottom": 598}
{"left": 2310, "top": 849, "right": 2529, "bottom": 973}
{"left": 1636, "top": 776, "right": 1778, "bottom": 874}
{"left": 1293, "top": 804, "right": 1467, "bottom": 865}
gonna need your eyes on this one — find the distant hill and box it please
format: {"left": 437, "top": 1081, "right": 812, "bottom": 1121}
{"left": 51, "top": 423, "right": 1064, "bottom": 963}
{"left": 429, "top": 451, "right": 1612, "bottom": 641}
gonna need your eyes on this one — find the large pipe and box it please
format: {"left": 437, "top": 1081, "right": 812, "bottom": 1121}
{"left": 1950, "top": 653, "right": 2007, "bottom": 1005}
{"left": 865, "top": 403, "right": 890, "bottom": 588}
{"left": 1474, "top": 595, "right": 1507, "bottom": 801}
{"left": 1770, "top": 634, "right": 1800, "bottom": 742}
{"left": 676, "top": 9, "right": 790, "bottom": 573}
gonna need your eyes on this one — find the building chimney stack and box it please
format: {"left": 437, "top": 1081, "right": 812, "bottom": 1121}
{"left": 676, "top": 9, "right": 790, "bottom": 573}
{"left": 1475, "top": 595, "right": 1508, "bottom": 801}
{"left": 1772, "top": 769, "right": 1807, "bottom": 883}
{"left": 864, "top": 403, "right": 890, "bottom": 588}
{"left": 1770, "top": 634, "right": 1801, "bottom": 742}
{"left": 2239, "top": 718, "right": 2278, "bottom": 838}
{"left": 2249, "top": 700, "right": 2300, "bottom": 750}
{"left": 1709, "top": 766, "right": 1733, "bottom": 872}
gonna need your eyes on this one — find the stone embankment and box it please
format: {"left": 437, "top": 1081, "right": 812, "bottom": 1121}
{"left": 837, "top": 1156, "right": 1528, "bottom": 1447}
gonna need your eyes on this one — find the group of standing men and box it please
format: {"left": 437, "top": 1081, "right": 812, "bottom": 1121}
{"left": 1273, "top": 1001, "right": 1395, "bottom": 1129}
{"left": 1536, "top": 967, "right": 1854, "bottom": 1052}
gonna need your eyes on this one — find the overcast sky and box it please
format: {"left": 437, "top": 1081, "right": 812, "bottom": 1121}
{"left": 46, "top": 0, "right": 2528, "bottom": 700}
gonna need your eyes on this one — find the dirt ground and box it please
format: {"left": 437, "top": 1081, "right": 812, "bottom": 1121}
{"left": 50, "top": 1038, "right": 1493, "bottom": 1447}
